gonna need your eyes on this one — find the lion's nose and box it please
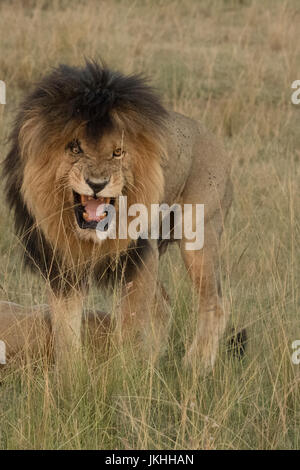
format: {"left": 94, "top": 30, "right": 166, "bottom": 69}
{"left": 86, "top": 178, "right": 110, "bottom": 196}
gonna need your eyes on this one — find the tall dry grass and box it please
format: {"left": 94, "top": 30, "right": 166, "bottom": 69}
{"left": 0, "top": 0, "right": 300, "bottom": 449}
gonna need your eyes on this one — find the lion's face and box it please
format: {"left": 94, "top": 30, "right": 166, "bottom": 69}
{"left": 13, "top": 62, "right": 168, "bottom": 258}
{"left": 60, "top": 129, "right": 134, "bottom": 243}
{"left": 20, "top": 120, "right": 164, "bottom": 255}
{"left": 20, "top": 121, "right": 165, "bottom": 256}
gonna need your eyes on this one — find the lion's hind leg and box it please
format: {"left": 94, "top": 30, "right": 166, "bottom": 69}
{"left": 180, "top": 217, "right": 229, "bottom": 373}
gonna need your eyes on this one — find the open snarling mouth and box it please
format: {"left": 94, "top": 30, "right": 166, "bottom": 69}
{"left": 73, "top": 191, "right": 115, "bottom": 230}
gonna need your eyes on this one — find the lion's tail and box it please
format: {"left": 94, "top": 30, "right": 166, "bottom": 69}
{"left": 227, "top": 328, "right": 247, "bottom": 359}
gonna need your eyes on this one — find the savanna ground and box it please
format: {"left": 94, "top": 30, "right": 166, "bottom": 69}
{"left": 0, "top": 0, "right": 299, "bottom": 450}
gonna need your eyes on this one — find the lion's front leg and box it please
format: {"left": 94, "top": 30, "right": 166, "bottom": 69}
{"left": 49, "top": 289, "right": 83, "bottom": 372}
{"left": 117, "top": 239, "right": 170, "bottom": 361}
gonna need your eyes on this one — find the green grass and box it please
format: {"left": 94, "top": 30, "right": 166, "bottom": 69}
{"left": 0, "top": 0, "right": 300, "bottom": 449}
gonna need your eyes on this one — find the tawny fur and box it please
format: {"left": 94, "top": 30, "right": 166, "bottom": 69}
{"left": 3, "top": 62, "right": 232, "bottom": 372}
{"left": 0, "top": 301, "right": 110, "bottom": 362}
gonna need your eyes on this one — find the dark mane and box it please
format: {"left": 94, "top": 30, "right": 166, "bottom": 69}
{"left": 18, "top": 60, "right": 168, "bottom": 138}
{"left": 2, "top": 61, "right": 168, "bottom": 289}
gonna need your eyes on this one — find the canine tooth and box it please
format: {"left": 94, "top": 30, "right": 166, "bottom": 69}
{"left": 83, "top": 212, "right": 88, "bottom": 221}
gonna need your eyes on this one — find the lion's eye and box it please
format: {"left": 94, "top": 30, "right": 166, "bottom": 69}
{"left": 67, "top": 140, "right": 83, "bottom": 155}
{"left": 112, "top": 148, "right": 124, "bottom": 159}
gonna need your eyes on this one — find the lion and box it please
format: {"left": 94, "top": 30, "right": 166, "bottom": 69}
{"left": 3, "top": 61, "right": 233, "bottom": 373}
{"left": 0, "top": 301, "right": 110, "bottom": 363}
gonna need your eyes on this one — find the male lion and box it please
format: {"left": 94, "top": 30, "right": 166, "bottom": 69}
{"left": 3, "top": 61, "right": 232, "bottom": 372}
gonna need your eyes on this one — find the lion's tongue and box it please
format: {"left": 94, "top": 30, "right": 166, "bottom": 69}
{"left": 82, "top": 196, "right": 107, "bottom": 222}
